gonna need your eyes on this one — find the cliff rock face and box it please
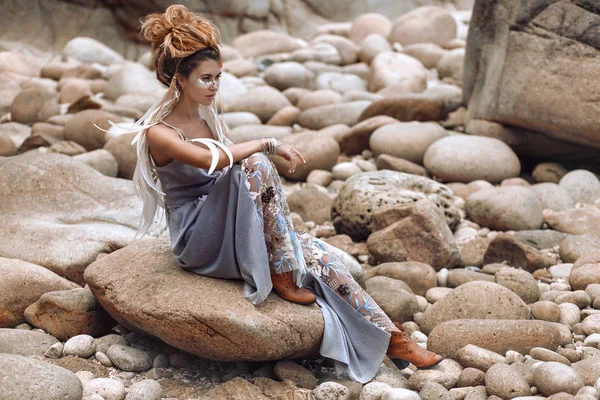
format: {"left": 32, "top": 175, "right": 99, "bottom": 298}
{"left": 464, "top": 0, "right": 600, "bottom": 153}
{"left": 0, "top": 0, "right": 473, "bottom": 59}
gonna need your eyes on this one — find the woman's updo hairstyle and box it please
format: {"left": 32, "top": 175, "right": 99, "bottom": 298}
{"left": 141, "top": 4, "right": 222, "bottom": 88}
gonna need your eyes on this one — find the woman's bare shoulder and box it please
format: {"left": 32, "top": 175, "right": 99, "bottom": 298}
{"left": 146, "top": 123, "right": 181, "bottom": 146}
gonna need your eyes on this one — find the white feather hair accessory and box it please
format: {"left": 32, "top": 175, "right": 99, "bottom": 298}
{"left": 96, "top": 78, "right": 233, "bottom": 239}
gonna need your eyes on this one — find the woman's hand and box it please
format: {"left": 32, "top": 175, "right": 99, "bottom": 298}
{"left": 276, "top": 141, "right": 306, "bottom": 174}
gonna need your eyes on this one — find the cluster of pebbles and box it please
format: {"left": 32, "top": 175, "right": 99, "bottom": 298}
{"left": 1, "top": 3, "right": 600, "bottom": 400}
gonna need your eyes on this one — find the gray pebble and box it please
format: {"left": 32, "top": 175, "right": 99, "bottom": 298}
{"left": 44, "top": 342, "right": 64, "bottom": 359}
{"left": 107, "top": 344, "right": 152, "bottom": 372}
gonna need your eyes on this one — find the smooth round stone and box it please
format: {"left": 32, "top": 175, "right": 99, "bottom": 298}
{"left": 556, "top": 291, "right": 592, "bottom": 309}
{"left": 529, "top": 348, "right": 571, "bottom": 365}
{"left": 582, "top": 314, "right": 600, "bottom": 336}
{"left": 361, "top": 382, "right": 393, "bottom": 400}
{"left": 313, "top": 381, "right": 351, "bottom": 400}
{"left": 63, "top": 334, "right": 96, "bottom": 358}
{"left": 485, "top": 363, "right": 531, "bottom": 399}
{"left": 424, "top": 135, "right": 520, "bottom": 184}
{"left": 369, "top": 122, "right": 447, "bottom": 164}
{"left": 0, "top": 353, "right": 83, "bottom": 400}
{"left": 420, "top": 281, "right": 529, "bottom": 334}
{"left": 531, "top": 183, "right": 575, "bottom": 211}
{"left": 264, "top": 62, "right": 314, "bottom": 91}
{"left": 332, "top": 162, "right": 363, "bottom": 181}
{"left": 534, "top": 362, "right": 584, "bottom": 396}
{"left": 530, "top": 301, "right": 561, "bottom": 323}
{"left": 559, "top": 170, "right": 600, "bottom": 204}
{"left": 95, "top": 351, "right": 113, "bottom": 367}
{"left": 549, "top": 264, "right": 574, "bottom": 279}
{"left": 558, "top": 303, "right": 582, "bottom": 326}
{"left": 426, "top": 287, "right": 454, "bottom": 304}
{"left": 274, "top": 360, "right": 317, "bottom": 389}
{"left": 533, "top": 162, "right": 568, "bottom": 183}
{"left": 455, "top": 344, "right": 504, "bottom": 372}
{"left": 125, "top": 379, "right": 162, "bottom": 400}
{"left": 94, "top": 334, "right": 127, "bottom": 354}
{"left": 428, "top": 320, "right": 561, "bottom": 360}
{"left": 495, "top": 267, "right": 540, "bottom": 304}
{"left": 223, "top": 112, "right": 261, "bottom": 129}
{"left": 583, "top": 333, "right": 600, "bottom": 348}
{"left": 83, "top": 378, "right": 126, "bottom": 400}
{"left": 437, "top": 268, "right": 449, "bottom": 287}
{"left": 570, "top": 251, "right": 600, "bottom": 291}
{"left": 407, "top": 359, "right": 462, "bottom": 391}
{"left": 63, "top": 37, "right": 123, "bottom": 65}
{"left": 372, "top": 365, "right": 409, "bottom": 389}
{"left": 106, "top": 344, "right": 152, "bottom": 372}
{"left": 382, "top": 388, "right": 421, "bottom": 400}
{"left": 44, "top": 342, "right": 64, "bottom": 359}
{"left": 458, "top": 368, "right": 485, "bottom": 387}
{"left": 466, "top": 186, "right": 543, "bottom": 231}
{"left": 389, "top": 6, "right": 457, "bottom": 47}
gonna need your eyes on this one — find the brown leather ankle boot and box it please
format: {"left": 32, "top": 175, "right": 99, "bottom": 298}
{"left": 270, "top": 271, "right": 316, "bottom": 305}
{"left": 387, "top": 322, "right": 443, "bottom": 369}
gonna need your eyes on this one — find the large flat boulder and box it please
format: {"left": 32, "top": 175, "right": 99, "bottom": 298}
{"left": 0, "top": 153, "right": 141, "bottom": 284}
{"left": 464, "top": 0, "right": 600, "bottom": 154}
{"left": 84, "top": 238, "right": 324, "bottom": 362}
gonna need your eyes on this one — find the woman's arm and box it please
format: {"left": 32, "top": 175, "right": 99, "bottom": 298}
{"left": 146, "top": 124, "right": 262, "bottom": 171}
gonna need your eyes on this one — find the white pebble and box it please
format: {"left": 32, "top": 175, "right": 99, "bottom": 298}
{"left": 84, "top": 378, "right": 126, "bottom": 400}
{"left": 313, "top": 381, "right": 350, "bottom": 400}
{"left": 382, "top": 388, "right": 420, "bottom": 400}
{"left": 64, "top": 334, "right": 96, "bottom": 358}
{"left": 76, "top": 371, "right": 95, "bottom": 388}
{"left": 125, "top": 379, "right": 162, "bottom": 400}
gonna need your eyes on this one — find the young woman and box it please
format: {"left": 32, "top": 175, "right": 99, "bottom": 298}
{"left": 129, "top": 4, "right": 442, "bottom": 383}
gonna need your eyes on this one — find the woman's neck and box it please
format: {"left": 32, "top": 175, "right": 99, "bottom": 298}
{"left": 170, "top": 95, "right": 200, "bottom": 123}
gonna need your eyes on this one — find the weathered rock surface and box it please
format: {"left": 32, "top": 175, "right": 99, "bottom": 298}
{"left": 544, "top": 205, "right": 600, "bottom": 237}
{"left": 24, "top": 287, "right": 114, "bottom": 341}
{"left": 483, "top": 234, "right": 557, "bottom": 273}
{"left": 0, "top": 153, "right": 140, "bottom": 284}
{"left": 364, "top": 276, "right": 420, "bottom": 322}
{"left": 428, "top": 319, "right": 561, "bottom": 359}
{"left": 0, "top": 328, "right": 59, "bottom": 356}
{"left": 485, "top": 363, "right": 530, "bottom": 400}
{"left": 332, "top": 170, "right": 459, "bottom": 241}
{"left": 366, "top": 199, "right": 460, "bottom": 270}
{"left": 466, "top": 186, "right": 544, "bottom": 231}
{"left": 0, "top": 353, "right": 83, "bottom": 400}
{"left": 0, "top": 257, "right": 79, "bottom": 328}
{"left": 464, "top": 0, "right": 600, "bottom": 152}
{"left": 363, "top": 262, "right": 437, "bottom": 297}
{"left": 85, "top": 238, "right": 324, "bottom": 361}
{"left": 419, "top": 281, "right": 530, "bottom": 334}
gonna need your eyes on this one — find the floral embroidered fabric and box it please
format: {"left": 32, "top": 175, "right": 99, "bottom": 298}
{"left": 242, "top": 153, "right": 395, "bottom": 334}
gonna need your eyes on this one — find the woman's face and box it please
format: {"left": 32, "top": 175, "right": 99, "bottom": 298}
{"left": 180, "top": 59, "right": 222, "bottom": 106}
